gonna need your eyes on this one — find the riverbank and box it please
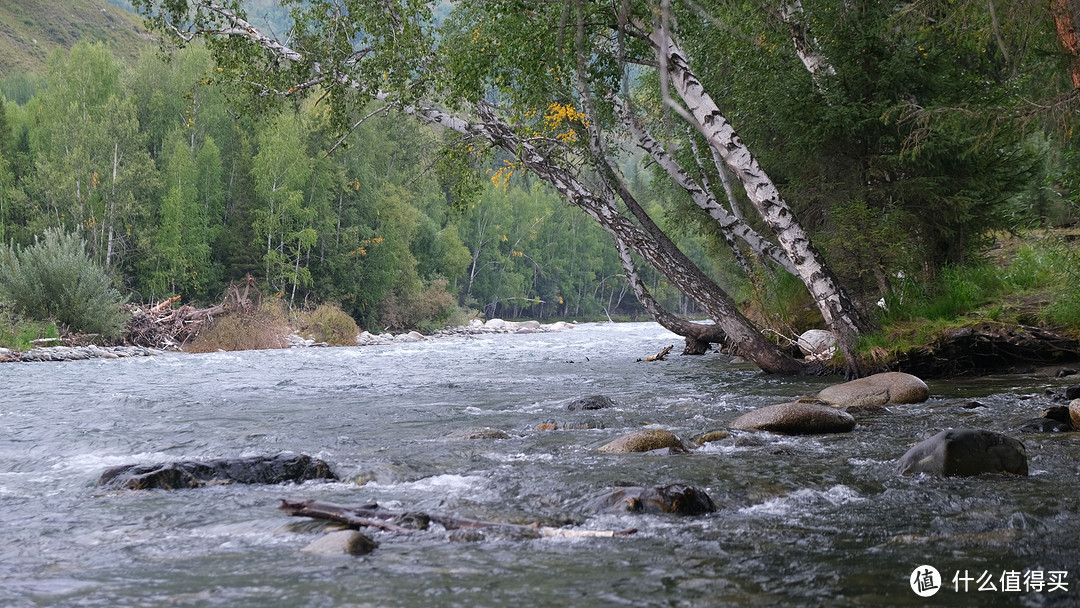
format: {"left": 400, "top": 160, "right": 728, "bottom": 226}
{"left": 0, "top": 318, "right": 578, "bottom": 362}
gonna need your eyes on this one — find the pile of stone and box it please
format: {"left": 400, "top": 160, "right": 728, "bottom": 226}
{"left": 0, "top": 344, "right": 164, "bottom": 363}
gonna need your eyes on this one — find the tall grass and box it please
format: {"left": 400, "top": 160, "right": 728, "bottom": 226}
{"left": 295, "top": 303, "right": 359, "bottom": 346}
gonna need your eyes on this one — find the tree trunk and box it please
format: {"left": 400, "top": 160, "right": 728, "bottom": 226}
{"left": 650, "top": 28, "right": 869, "bottom": 375}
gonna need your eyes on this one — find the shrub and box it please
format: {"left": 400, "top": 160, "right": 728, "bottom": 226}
{"left": 378, "top": 278, "right": 456, "bottom": 332}
{"left": 297, "top": 303, "right": 359, "bottom": 346}
{"left": 0, "top": 229, "right": 127, "bottom": 338}
{"left": 186, "top": 299, "right": 291, "bottom": 353}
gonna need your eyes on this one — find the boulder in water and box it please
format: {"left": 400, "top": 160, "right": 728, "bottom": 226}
{"left": 1070, "top": 399, "right": 1080, "bottom": 429}
{"left": 566, "top": 395, "right": 615, "bottom": 411}
{"left": 301, "top": 530, "right": 378, "bottom": 556}
{"left": 896, "top": 429, "right": 1028, "bottom": 477}
{"left": 1017, "top": 417, "right": 1072, "bottom": 433}
{"left": 730, "top": 402, "right": 855, "bottom": 435}
{"left": 97, "top": 453, "right": 337, "bottom": 490}
{"left": 817, "top": 372, "right": 929, "bottom": 407}
{"left": 596, "top": 429, "right": 687, "bottom": 454}
{"left": 583, "top": 484, "right": 716, "bottom": 515}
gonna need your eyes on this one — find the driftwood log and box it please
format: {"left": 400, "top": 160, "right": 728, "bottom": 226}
{"left": 279, "top": 499, "right": 637, "bottom": 538}
{"left": 641, "top": 344, "right": 673, "bottom": 362}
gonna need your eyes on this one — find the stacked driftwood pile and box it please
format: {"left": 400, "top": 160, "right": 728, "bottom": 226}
{"left": 123, "top": 278, "right": 258, "bottom": 350}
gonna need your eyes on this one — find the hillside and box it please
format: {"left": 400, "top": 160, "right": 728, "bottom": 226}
{"left": 0, "top": 0, "right": 153, "bottom": 76}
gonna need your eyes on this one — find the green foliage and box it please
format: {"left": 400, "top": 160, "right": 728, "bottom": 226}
{"left": 0, "top": 229, "right": 127, "bottom": 337}
{"left": 0, "top": 304, "right": 59, "bottom": 350}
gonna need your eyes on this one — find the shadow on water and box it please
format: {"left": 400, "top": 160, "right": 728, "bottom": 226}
{"left": 0, "top": 322, "right": 1077, "bottom": 607}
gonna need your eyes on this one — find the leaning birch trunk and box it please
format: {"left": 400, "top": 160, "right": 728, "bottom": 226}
{"left": 614, "top": 236, "right": 726, "bottom": 354}
{"left": 470, "top": 103, "right": 802, "bottom": 374}
{"left": 650, "top": 29, "right": 869, "bottom": 375}
{"left": 613, "top": 96, "right": 797, "bottom": 275}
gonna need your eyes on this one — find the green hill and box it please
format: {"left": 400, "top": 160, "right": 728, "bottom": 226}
{"left": 0, "top": 0, "right": 153, "bottom": 76}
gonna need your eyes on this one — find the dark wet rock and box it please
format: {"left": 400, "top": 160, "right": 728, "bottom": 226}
{"left": 597, "top": 429, "right": 687, "bottom": 454}
{"left": 962, "top": 401, "right": 986, "bottom": 409}
{"left": 445, "top": 427, "right": 511, "bottom": 440}
{"left": 730, "top": 402, "right": 855, "bottom": 435}
{"left": 841, "top": 403, "right": 889, "bottom": 415}
{"left": 817, "top": 372, "right": 929, "bottom": 407}
{"left": 1039, "top": 406, "right": 1072, "bottom": 425}
{"left": 1057, "top": 368, "right": 1077, "bottom": 378}
{"left": 1017, "top": 418, "right": 1072, "bottom": 433}
{"left": 301, "top": 530, "right": 378, "bottom": 556}
{"left": 896, "top": 429, "right": 1027, "bottom": 477}
{"left": 97, "top": 453, "right": 337, "bottom": 490}
{"left": 566, "top": 395, "right": 615, "bottom": 411}
{"left": 694, "top": 430, "right": 731, "bottom": 446}
{"left": 583, "top": 484, "right": 716, "bottom": 515}
{"left": 1065, "top": 384, "right": 1080, "bottom": 400}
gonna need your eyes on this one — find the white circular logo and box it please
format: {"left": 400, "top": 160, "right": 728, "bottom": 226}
{"left": 910, "top": 565, "right": 942, "bottom": 597}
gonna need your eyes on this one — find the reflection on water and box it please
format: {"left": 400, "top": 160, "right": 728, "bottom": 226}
{"left": 1, "top": 322, "right": 1077, "bottom": 607}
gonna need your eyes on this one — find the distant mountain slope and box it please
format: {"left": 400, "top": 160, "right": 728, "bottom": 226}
{"left": 0, "top": 0, "right": 153, "bottom": 75}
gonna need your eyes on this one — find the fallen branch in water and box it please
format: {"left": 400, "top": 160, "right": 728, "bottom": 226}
{"left": 278, "top": 499, "right": 637, "bottom": 538}
{"left": 640, "top": 344, "right": 673, "bottom": 362}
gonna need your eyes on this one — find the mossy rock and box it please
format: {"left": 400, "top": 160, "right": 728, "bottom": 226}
{"left": 693, "top": 430, "right": 731, "bottom": 446}
{"left": 597, "top": 429, "right": 687, "bottom": 454}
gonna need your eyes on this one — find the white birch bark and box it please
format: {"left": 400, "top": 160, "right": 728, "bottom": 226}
{"left": 649, "top": 27, "right": 868, "bottom": 372}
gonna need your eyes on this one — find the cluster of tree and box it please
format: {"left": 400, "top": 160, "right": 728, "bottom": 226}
{"left": 0, "top": 41, "right": 694, "bottom": 333}
{"left": 123, "top": 0, "right": 1078, "bottom": 374}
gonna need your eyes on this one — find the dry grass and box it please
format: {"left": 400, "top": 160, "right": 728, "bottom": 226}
{"left": 185, "top": 300, "right": 291, "bottom": 353}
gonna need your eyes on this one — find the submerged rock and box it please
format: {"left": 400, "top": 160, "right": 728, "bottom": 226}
{"left": 444, "top": 427, "right": 511, "bottom": 440}
{"left": 730, "top": 402, "right": 855, "bottom": 435}
{"left": 1016, "top": 417, "right": 1072, "bottom": 433}
{"left": 583, "top": 484, "right": 716, "bottom": 515}
{"left": 896, "top": 429, "right": 1027, "bottom": 477}
{"left": 301, "top": 530, "right": 378, "bottom": 556}
{"left": 566, "top": 395, "right": 615, "bottom": 411}
{"left": 596, "top": 429, "right": 687, "bottom": 454}
{"left": 97, "top": 453, "right": 337, "bottom": 490}
{"left": 817, "top": 372, "right": 930, "bottom": 407}
{"left": 693, "top": 430, "right": 731, "bottom": 446}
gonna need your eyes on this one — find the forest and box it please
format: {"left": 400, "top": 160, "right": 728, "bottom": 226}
{"left": 1, "top": 0, "right": 1079, "bottom": 373}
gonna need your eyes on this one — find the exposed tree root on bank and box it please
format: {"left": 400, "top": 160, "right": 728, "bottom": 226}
{"left": 886, "top": 323, "right": 1080, "bottom": 378}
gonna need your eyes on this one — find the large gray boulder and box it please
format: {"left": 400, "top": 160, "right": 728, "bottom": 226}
{"left": 596, "top": 429, "right": 687, "bottom": 454}
{"left": 797, "top": 329, "right": 837, "bottom": 360}
{"left": 896, "top": 429, "right": 1028, "bottom": 477}
{"left": 817, "top": 372, "right": 929, "bottom": 407}
{"left": 583, "top": 484, "right": 716, "bottom": 515}
{"left": 730, "top": 402, "right": 855, "bottom": 435}
{"left": 97, "top": 453, "right": 337, "bottom": 490}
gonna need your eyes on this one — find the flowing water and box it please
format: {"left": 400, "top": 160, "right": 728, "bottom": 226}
{"left": 1, "top": 322, "right": 1078, "bottom": 607}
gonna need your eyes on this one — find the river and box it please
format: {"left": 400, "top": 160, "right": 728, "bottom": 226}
{"left": 1, "top": 322, "right": 1077, "bottom": 607}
